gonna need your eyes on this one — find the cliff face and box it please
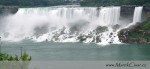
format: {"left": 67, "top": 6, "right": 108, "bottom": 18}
{"left": 119, "top": 6, "right": 150, "bottom": 44}
{"left": 143, "top": 7, "right": 150, "bottom": 20}
{"left": 120, "top": 6, "right": 135, "bottom": 23}
{"left": 0, "top": 6, "right": 18, "bottom": 15}
{"left": 120, "top": 6, "right": 150, "bottom": 22}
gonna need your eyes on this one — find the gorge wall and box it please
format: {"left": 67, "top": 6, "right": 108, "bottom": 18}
{"left": 120, "top": 6, "right": 150, "bottom": 23}
{"left": 0, "top": 6, "right": 18, "bottom": 15}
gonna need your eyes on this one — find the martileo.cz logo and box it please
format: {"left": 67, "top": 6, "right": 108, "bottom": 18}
{"left": 106, "top": 62, "right": 147, "bottom": 68}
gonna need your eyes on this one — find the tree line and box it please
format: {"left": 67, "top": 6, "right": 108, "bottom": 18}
{"left": 0, "top": 0, "right": 69, "bottom": 7}
{"left": 80, "top": 0, "right": 150, "bottom": 6}
{"left": 0, "top": 0, "right": 150, "bottom": 7}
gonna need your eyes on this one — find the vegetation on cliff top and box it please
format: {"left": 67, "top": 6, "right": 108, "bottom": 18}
{"left": 0, "top": 0, "right": 150, "bottom": 7}
{"left": 80, "top": 0, "right": 150, "bottom": 6}
{"left": 0, "top": 0, "right": 68, "bottom": 7}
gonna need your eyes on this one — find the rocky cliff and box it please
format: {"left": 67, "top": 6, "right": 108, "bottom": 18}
{"left": 118, "top": 6, "right": 150, "bottom": 44}
{"left": 0, "top": 6, "right": 18, "bottom": 15}
{"left": 120, "top": 6, "right": 150, "bottom": 22}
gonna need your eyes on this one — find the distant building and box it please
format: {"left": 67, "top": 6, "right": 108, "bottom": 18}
{"left": 64, "top": 0, "right": 84, "bottom": 5}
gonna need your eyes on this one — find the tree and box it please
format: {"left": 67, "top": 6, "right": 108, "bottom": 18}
{"left": 80, "top": 0, "right": 150, "bottom": 6}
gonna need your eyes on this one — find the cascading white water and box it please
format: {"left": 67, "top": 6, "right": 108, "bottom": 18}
{"left": 121, "top": 7, "right": 143, "bottom": 29}
{"left": 0, "top": 6, "right": 143, "bottom": 45}
{"left": 133, "top": 7, "right": 143, "bottom": 23}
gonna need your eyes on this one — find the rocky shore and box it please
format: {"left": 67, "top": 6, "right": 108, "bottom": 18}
{"left": 118, "top": 21, "right": 150, "bottom": 44}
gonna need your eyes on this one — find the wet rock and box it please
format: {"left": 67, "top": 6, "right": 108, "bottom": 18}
{"left": 139, "top": 38, "right": 147, "bottom": 44}
{"left": 69, "top": 19, "right": 89, "bottom": 33}
{"left": 94, "top": 26, "right": 108, "bottom": 34}
{"left": 96, "top": 36, "right": 101, "bottom": 43}
{"left": 77, "top": 35, "right": 87, "bottom": 42}
{"left": 34, "top": 23, "right": 49, "bottom": 36}
{"left": 112, "top": 24, "right": 120, "bottom": 31}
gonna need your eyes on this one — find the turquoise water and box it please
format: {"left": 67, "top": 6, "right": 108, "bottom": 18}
{"left": 1, "top": 41, "right": 150, "bottom": 61}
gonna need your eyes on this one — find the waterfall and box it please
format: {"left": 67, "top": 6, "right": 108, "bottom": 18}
{"left": 99, "top": 7, "right": 120, "bottom": 27}
{"left": 133, "top": 7, "right": 143, "bottom": 23}
{"left": 122, "top": 6, "right": 143, "bottom": 29}
{"left": 0, "top": 6, "right": 143, "bottom": 45}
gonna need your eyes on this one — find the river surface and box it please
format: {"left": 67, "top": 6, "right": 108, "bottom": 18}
{"left": 1, "top": 41, "right": 150, "bottom": 61}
